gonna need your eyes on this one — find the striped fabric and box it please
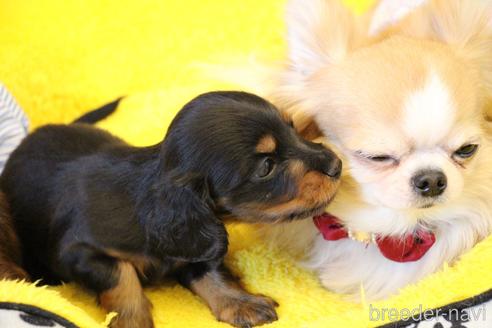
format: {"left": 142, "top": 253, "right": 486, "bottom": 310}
{"left": 0, "top": 84, "right": 28, "bottom": 173}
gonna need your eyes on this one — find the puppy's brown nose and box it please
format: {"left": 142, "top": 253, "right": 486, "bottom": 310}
{"left": 323, "top": 157, "right": 342, "bottom": 178}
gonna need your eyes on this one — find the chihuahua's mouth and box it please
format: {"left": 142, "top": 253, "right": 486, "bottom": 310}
{"left": 416, "top": 197, "right": 446, "bottom": 209}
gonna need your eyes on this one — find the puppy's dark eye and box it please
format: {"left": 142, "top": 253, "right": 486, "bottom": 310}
{"left": 255, "top": 157, "right": 276, "bottom": 179}
{"left": 454, "top": 144, "right": 478, "bottom": 159}
{"left": 288, "top": 120, "right": 295, "bottom": 128}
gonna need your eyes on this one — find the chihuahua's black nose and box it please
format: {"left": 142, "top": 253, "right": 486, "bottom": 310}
{"left": 412, "top": 170, "right": 447, "bottom": 197}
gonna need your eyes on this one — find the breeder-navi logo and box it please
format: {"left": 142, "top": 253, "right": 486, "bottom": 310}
{"left": 369, "top": 304, "right": 487, "bottom": 323}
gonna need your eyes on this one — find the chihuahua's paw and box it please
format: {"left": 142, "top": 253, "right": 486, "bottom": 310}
{"left": 215, "top": 294, "right": 279, "bottom": 328}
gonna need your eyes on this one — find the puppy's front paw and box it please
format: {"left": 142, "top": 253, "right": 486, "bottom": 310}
{"left": 106, "top": 294, "right": 154, "bottom": 328}
{"left": 109, "top": 310, "right": 154, "bottom": 328}
{"left": 0, "top": 264, "right": 29, "bottom": 281}
{"left": 215, "top": 294, "right": 279, "bottom": 328}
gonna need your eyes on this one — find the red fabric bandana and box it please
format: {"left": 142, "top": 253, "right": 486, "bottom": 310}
{"left": 313, "top": 212, "right": 435, "bottom": 263}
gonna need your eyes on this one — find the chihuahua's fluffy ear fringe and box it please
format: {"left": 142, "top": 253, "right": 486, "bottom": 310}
{"left": 400, "top": 0, "right": 492, "bottom": 116}
{"left": 286, "top": 0, "right": 354, "bottom": 77}
{"left": 273, "top": 0, "right": 364, "bottom": 138}
{"left": 286, "top": 0, "right": 492, "bottom": 79}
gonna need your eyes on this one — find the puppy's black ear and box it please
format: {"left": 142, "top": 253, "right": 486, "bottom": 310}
{"left": 172, "top": 172, "right": 214, "bottom": 210}
{"left": 149, "top": 171, "right": 228, "bottom": 263}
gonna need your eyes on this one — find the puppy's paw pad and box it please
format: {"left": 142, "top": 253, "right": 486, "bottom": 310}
{"left": 216, "top": 294, "right": 279, "bottom": 327}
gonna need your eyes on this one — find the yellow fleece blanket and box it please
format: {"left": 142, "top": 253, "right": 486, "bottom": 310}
{"left": 0, "top": 0, "right": 491, "bottom": 327}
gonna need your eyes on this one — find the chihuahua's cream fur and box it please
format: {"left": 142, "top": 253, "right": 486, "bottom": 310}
{"left": 266, "top": 0, "right": 492, "bottom": 300}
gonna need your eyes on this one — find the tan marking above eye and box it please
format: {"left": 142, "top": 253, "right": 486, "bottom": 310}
{"left": 256, "top": 135, "right": 277, "bottom": 153}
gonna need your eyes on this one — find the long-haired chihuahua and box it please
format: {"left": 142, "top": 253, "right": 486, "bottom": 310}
{"left": 266, "top": 0, "right": 492, "bottom": 300}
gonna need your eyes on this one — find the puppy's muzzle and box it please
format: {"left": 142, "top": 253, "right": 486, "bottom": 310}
{"left": 321, "top": 155, "right": 342, "bottom": 178}
{"left": 304, "top": 145, "right": 342, "bottom": 179}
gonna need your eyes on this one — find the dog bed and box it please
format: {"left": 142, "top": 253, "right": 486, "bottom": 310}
{"left": 0, "top": 0, "right": 491, "bottom": 327}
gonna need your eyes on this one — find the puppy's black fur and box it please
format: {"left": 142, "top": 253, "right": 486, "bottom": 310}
{"left": 1, "top": 91, "right": 341, "bottom": 328}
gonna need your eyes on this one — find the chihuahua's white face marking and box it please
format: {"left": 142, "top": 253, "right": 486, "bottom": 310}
{"left": 402, "top": 72, "right": 455, "bottom": 147}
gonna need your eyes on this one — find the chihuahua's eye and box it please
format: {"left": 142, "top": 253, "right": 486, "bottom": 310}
{"left": 454, "top": 144, "right": 478, "bottom": 159}
{"left": 367, "top": 155, "right": 394, "bottom": 162}
{"left": 289, "top": 120, "right": 295, "bottom": 128}
{"left": 255, "top": 157, "right": 276, "bottom": 179}
{"left": 355, "top": 151, "right": 396, "bottom": 164}
{"left": 354, "top": 151, "right": 399, "bottom": 165}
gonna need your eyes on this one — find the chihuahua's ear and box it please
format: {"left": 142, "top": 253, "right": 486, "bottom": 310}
{"left": 368, "top": 0, "right": 427, "bottom": 36}
{"left": 286, "top": 0, "right": 352, "bottom": 78}
{"left": 285, "top": 0, "right": 373, "bottom": 78}
{"left": 273, "top": 0, "right": 372, "bottom": 121}
{"left": 399, "top": 0, "right": 492, "bottom": 110}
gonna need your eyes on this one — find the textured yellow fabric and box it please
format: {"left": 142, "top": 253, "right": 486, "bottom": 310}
{"left": 0, "top": 0, "right": 491, "bottom": 327}
{"left": 0, "top": 279, "right": 109, "bottom": 327}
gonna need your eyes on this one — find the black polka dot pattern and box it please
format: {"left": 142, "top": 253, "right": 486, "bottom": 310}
{"left": 0, "top": 302, "right": 78, "bottom": 327}
{"left": 19, "top": 313, "right": 55, "bottom": 326}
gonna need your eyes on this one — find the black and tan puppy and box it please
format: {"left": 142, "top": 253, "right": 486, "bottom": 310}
{"left": 0, "top": 91, "right": 341, "bottom": 328}
{"left": 0, "top": 191, "right": 28, "bottom": 280}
